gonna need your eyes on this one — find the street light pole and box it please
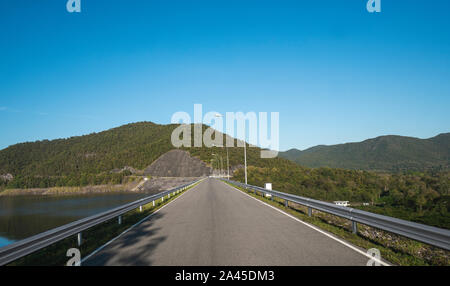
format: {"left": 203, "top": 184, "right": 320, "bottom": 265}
{"left": 214, "top": 113, "right": 231, "bottom": 180}
{"left": 212, "top": 152, "right": 223, "bottom": 178}
{"left": 213, "top": 113, "right": 245, "bottom": 182}
{"left": 210, "top": 158, "right": 216, "bottom": 177}
{"left": 211, "top": 155, "right": 216, "bottom": 177}
{"left": 244, "top": 135, "right": 247, "bottom": 185}
{"left": 220, "top": 156, "right": 223, "bottom": 177}
{"left": 226, "top": 146, "right": 229, "bottom": 179}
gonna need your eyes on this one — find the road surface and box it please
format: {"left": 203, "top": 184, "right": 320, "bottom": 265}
{"left": 84, "top": 178, "right": 370, "bottom": 265}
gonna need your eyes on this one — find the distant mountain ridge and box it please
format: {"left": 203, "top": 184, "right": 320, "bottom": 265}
{"left": 279, "top": 133, "right": 450, "bottom": 172}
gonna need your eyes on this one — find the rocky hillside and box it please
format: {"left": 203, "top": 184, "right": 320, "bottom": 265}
{"left": 144, "top": 150, "right": 212, "bottom": 177}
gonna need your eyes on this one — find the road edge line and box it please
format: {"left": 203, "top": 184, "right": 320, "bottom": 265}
{"left": 220, "top": 180, "right": 390, "bottom": 266}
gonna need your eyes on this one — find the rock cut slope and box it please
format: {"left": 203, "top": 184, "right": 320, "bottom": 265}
{"left": 143, "top": 149, "right": 212, "bottom": 177}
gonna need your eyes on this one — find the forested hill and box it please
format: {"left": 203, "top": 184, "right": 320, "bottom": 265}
{"left": 0, "top": 122, "right": 448, "bottom": 228}
{"left": 0, "top": 122, "right": 177, "bottom": 178}
{"left": 279, "top": 133, "right": 450, "bottom": 172}
{"left": 0, "top": 121, "right": 292, "bottom": 188}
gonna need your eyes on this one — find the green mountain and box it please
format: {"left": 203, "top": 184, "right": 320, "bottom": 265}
{"left": 0, "top": 122, "right": 448, "bottom": 228}
{"left": 279, "top": 133, "right": 450, "bottom": 172}
{"left": 0, "top": 121, "right": 292, "bottom": 188}
{"left": 0, "top": 122, "right": 175, "bottom": 178}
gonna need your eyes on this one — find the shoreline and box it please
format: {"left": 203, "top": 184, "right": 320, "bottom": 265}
{"left": 0, "top": 177, "right": 201, "bottom": 197}
{"left": 0, "top": 183, "right": 140, "bottom": 197}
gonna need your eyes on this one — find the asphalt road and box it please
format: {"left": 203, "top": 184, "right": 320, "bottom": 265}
{"left": 84, "top": 178, "right": 370, "bottom": 266}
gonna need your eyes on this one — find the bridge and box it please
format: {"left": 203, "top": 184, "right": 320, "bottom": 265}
{"left": 1, "top": 178, "right": 449, "bottom": 266}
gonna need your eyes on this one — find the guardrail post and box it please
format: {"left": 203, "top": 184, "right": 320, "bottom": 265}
{"left": 284, "top": 200, "right": 288, "bottom": 208}
{"left": 308, "top": 207, "right": 312, "bottom": 217}
{"left": 118, "top": 215, "right": 122, "bottom": 225}
{"left": 352, "top": 221, "right": 357, "bottom": 234}
{"left": 77, "top": 233, "right": 82, "bottom": 247}
{"left": 139, "top": 205, "right": 143, "bottom": 212}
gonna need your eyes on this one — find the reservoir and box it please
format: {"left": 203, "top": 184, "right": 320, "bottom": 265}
{"left": 0, "top": 192, "right": 150, "bottom": 248}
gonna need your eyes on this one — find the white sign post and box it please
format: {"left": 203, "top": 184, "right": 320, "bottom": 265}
{"left": 264, "top": 183, "right": 272, "bottom": 198}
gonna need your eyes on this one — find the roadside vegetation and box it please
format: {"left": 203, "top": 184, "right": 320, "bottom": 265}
{"left": 0, "top": 179, "right": 141, "bottom": 197}
{"left": 4, "top": 171, "right": 134, "bottom": 190}
{"left": 233, "top": 166, "right": 450, "bottom": 229}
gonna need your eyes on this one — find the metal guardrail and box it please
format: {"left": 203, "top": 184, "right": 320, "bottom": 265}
{"left": 0, "top": 178, "right": 203, "bottom": 266}
{"left": 224, "top": 179, "right": 450, "bottom": 251}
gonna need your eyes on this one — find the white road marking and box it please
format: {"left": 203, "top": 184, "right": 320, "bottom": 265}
{"left": 221, "top": 180, "right": 390, "bottom": 266}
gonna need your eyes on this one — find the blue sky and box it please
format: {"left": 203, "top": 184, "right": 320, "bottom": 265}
{"left": 1, "top": 0, "right": 449, "bottom": 151}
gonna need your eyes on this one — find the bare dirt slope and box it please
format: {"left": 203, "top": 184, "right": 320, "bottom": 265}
{"left": 143, "top": 149, "right": 211, "bottom": 177}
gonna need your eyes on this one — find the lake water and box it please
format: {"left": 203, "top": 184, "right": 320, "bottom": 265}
{"left": 0, "top": 192, "right": 150, "bottom": 248}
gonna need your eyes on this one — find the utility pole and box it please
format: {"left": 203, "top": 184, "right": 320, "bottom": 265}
{"left": 212, "top": 153, "right": 223, "bottom": 177}
{"left": 220, "top": 156, "right": 223, "bottom": 177}
{"left": 244, "top": 138, "right": 247, "bottom": 184}
{"left": 214, "top": 113, "right": 244, "bottom": 182}
{"left": 226, "top": 146, "right": 230, "bottom": 179}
